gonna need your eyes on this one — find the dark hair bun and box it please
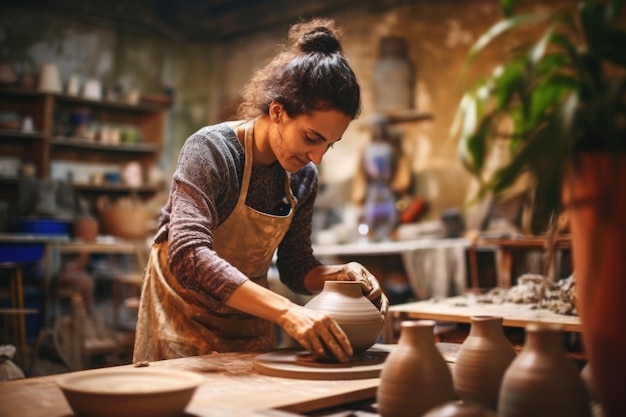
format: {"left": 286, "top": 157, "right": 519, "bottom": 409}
{"left": 298, "top": 27, "right": 341, "bottom": 54}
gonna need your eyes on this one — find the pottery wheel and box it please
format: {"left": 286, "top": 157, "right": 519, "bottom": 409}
{"left": 252, "top": 346, "right": 390, "bottom": 380}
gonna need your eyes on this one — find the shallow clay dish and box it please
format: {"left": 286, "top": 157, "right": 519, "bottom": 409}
{"left": 56, "top": 367, "right": 204, "bottom": 417}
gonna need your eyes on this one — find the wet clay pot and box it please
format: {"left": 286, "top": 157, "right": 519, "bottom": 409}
{"left": 377, "top": 320, "right": 456, "bottom": 417}
{"left": 452, "top": 315, "right": 517, "bottom": 411}
{"left": 423, "top": 400, "right": 498, "bottom": 417}
{"left": 304, "top": 280, "right": 383, "bottom": 354}
{"left": 498, "top": 323, "right": 591, "bottom": 417}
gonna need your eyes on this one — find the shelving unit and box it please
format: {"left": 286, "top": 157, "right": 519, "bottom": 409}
{"left": 0, "top": 87, "right": 170, "bottom": 207}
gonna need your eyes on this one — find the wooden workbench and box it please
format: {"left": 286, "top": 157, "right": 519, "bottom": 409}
{"left": 0, "top": 344, "right": 463, "bottom": 417}
{"left": 384, "top": 294, "right": 581, "bottom": 343}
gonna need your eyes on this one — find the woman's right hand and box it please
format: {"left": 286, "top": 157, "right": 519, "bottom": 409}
{"left": 278, "top": 303, "right": 353, "bottom": 363}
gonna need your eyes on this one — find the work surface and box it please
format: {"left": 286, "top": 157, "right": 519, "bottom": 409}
{"left": 0, "top": 344, "right": 460, "bottom": 417}
{"left": 388, "top": 295, "right": 581, "bottom": 333}
{"left": 0, "top": 352, "right": 370, "bottom": 417}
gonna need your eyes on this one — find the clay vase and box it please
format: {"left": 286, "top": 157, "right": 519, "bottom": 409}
{"left": 73, "top": 215, "right": 99, "bottom": 242}
{"left": 498, "top": 323, "right": 591, "bottom": 417}
{"left": 304, "top": 280, "right": 383, "bottom": 354}
{"left": 452, "top": 315, "right": 517, "bottom": 411}
{"left": 423, "top": 400, "right": 498, "bottom": 417}
{"left": 377, "top": 320, "right": 457, "bottom": 417}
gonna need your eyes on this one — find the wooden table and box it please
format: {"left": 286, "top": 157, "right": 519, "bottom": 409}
{"left": 0, "top": 346, "right": 453, "bottom": 417}
{"left": 476, "top": 235, "right": 572, "bottom": 288}
{"left": 384, "top": 294, "right": 582, "bottom": 343}
{"left": 313, "top": 238, "right": 471, "bottom": 301}
{"left": 0, "top": 352, "right": 372, "bottom": 417}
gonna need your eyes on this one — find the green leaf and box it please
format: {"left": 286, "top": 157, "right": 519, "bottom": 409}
{"left": 466, "top": 115, "right": 495, "bottom": 175}
{"left": 492, "top": 61, "right": 525, "bottom": 110}
{"left": 466, "top": 13, "right": 550, "bottom": 67}
{"left": 501, "top": 0, "right": 516, "bottom": 18}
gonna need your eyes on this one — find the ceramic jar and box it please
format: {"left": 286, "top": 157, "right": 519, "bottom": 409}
{"left": 498, "top": 323, "right": 591, "bottom": 417}
{"left": 422, "top": 400, "right": 498, "bottom": 417}
{"left": 377, "top": 320, "right": 457, "bottom": 417}
{"left": 73, "top": 216, "right": 99, "bottom": 242}
{"left": 372, "top": 36, "right": 415, "bottom": 113}
{"left": 452, "top": 315, "right": 517, "bottom": 410}
{"left": 304, "top": 280, "right": 383, "bottom": 353}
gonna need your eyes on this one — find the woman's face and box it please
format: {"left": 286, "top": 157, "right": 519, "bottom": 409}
{"left": 271, "top": 107, "right": 351, "bottom": 172}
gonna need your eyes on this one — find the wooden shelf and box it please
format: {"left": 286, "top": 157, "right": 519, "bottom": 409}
{"left": 50, "top": 138, "right": 158, "bottom": 153}
{"left": 0, "top": 86, "right": 170, "bottom": 209}
{"left": 71, "top": 183, "right": 160, "bottom": 194}
{"left": 0, "top": 129, "right": 45, "bottom": 140}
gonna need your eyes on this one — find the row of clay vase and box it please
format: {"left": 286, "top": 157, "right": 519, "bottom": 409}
{"left": 377, "top": 317, "right": 592, "bottom": 417}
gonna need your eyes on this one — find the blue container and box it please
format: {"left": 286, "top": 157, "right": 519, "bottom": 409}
{"left": 0, "top": 242, "right": 45, "bottom": 263}
{"left": 13, "top": 218, "right": 71, "bottom": 236}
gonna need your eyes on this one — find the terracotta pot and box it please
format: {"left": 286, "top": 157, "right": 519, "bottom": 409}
{"left": 423, "top": 400, "right": 498, "bottom": 417}
{"left": 377, "top": 320, "right": 456, "bottom": 417}
{"left": 97, "top": 196, "right": 152, "bottom": 239}
{"left": 73, "top": 216, "right": 99, "bottom": 242}
{"left": 452, "top": 315, "right": 517, "bottom": 411}
{"left": 304, "top": 280, "right": 383, "bottom": 354}
{"left": 562, "top": 152, "right": 626, "bottom": 417}
{"left": 498, "top": 323, "right": 591, "bottom": 417}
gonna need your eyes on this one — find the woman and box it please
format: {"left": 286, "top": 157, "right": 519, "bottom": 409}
{"left": 133, "top": 18, "right": 389, "bottom": 364}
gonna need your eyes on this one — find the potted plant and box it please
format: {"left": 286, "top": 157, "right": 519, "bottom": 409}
{"left": 450, "top": 1, "right": 626, "bottom": 416}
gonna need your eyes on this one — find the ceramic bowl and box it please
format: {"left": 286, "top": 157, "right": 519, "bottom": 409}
{"left": 56, "top": 367, "right": 203, "bottom": 417}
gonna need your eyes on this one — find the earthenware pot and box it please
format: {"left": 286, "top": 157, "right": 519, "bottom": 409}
{"left": 73, "top": 215, "right": 99, "bottom": 242}
{"left": 498, "top": 323, "right": 591, "bottom": 417}
{"left": 377, "top": 320, "right": 456, "bottom": 417}
{"left": 423, "top": 400, "right": 498, "bottom": 417}
{"left": 304, "top": 280, "right": 383, "bottom": 354}
{"left": 452, "top": 315, "right": 517, "bottom": 410}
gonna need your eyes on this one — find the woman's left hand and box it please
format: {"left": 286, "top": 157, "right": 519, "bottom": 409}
{"left": 331, "top": 262, "right": 389, "bottom": 318}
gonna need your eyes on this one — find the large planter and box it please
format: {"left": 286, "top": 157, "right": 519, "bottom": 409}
{"left": 562, "top": 152, "right": 626, "bottom": 417}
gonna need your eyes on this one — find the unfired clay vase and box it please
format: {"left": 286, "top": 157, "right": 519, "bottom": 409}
{"left": 452, "top": 315, "right": 517, "bottom": 410}
{"left": 376, "top": 320, "right": 457, "bottom": 417}
{"left": 498, "top": 323, "right": 591, "bottom": 417}
{"left": 422, "top": 400, "right": 498, "bottom": 417}
{"left": 304, "top": 280, "right": 383, "bottom": 354}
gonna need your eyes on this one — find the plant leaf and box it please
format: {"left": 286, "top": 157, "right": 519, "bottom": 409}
{"left": 465, "top": 13, "right": 550, "bottom": 68}
{"left": 501, "top": 0, "right": 516, "bottom": 18}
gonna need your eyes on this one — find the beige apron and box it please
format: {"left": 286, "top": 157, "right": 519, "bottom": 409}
{"left": 133, "top": 121, "right": 296, "bottom": 361}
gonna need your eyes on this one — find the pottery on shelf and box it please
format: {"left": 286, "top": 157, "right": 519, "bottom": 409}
{"left": 498, "top": 323, "right": 591, "bottom": 417}
{"left": 376, "top": 320, "right": 457, "bottom": 417}
{"left": 452, "top": 315, "right": 517, "bottom": 410}
{"left": 304, "top": 280, "right": 383, "bottom": 354}
{"left": 422, "top": 400, "right": 498, "bottom": 417}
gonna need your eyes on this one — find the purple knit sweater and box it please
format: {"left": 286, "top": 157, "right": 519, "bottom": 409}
{"left": 154, "top": 122, "right": 322, "bottom": 305}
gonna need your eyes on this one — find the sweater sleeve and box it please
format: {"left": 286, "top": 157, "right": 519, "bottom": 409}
{"left": 164, "top": 126, "right": 249, "bottom": 304}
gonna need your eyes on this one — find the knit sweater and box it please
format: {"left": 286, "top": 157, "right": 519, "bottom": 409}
{"left": 154, "top": 122, "right": 322, "bottom": 304}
